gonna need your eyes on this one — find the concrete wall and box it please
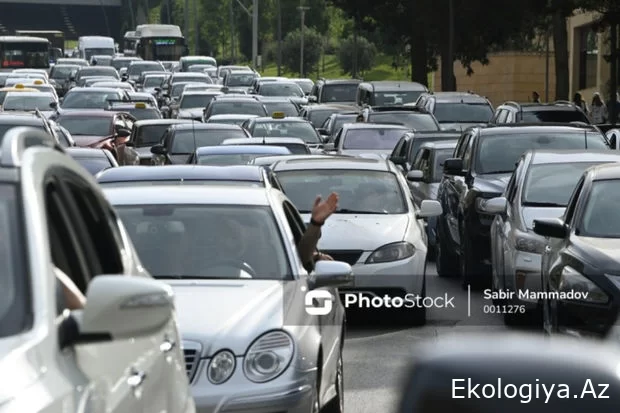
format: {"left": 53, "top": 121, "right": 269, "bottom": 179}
{"left": 432, "top": 52, "right": 556, "bottom": 107}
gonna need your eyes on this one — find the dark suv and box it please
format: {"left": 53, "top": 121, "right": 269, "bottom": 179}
{"left": 309, "top": 78, "right": 361, "bottom": 105}
{"left": 435, "top": 123, "right": 609, "bottom": 287}
{"left": 415, "top": 92, "right": 494, "bottom": 131}
{"left": 491, "top": 101, "right": 590, "bottom": 124}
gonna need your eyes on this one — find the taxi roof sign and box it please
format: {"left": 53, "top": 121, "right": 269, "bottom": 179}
{"left": 272, "top": 111, "right": 285, "bottom": 119}
{"left": 134, "top": 102, "right": 147, "bottom": 109}
{"left": 15, "top": 84, "right": 24, "bottom": 89}
{"left": 34, "top": 79, "right": 43, "bottom": 85}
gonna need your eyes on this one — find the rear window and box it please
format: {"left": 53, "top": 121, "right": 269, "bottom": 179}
{"left": 343, "top": 128, "right": 408, "bottom": 150}
{"left": 367, "top": 112, "right": 439, "bottom": 131}
{"left": 521, "top": 110, "right": 590, "bottom": 123}
{"left": 135, "top": 124, "right": 171, "bottom": 146}
{"left": 208, "top": 101, "right": 267, "bottom": 117}
{"left": 263, "top": 102, "right": 299, "bottom": 117}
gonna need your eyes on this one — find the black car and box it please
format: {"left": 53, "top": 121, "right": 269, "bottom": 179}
{"left": 318, "top": 112, "right": 359, "bottom": 140}
{"left": 534, "top": 162, "right": 620, "bottom": 338}
{"left": 390, "top": 130, "right": 461, "bottom": 173}
{"left": 491, "top": 101, "right": 591, "bottom": 124}
{"left": 308, "top": 78, "right": 362, "bottom": 105}
{"left": 435, "top": 123, "right": 610, "bottom": 287}
{"left": 414, "top": 91, "right": 494, "bottom": 131}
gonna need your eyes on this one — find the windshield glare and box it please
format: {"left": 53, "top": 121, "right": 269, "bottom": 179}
{"left": 433, "top": 103, "right": 493, "bottom": 123}
{"left": 523, "top": 163, "right": 599, "bottom": 206}
{"left": 263, "top": 102, "right": 299, "bottom": 117}
{"left": 61, "top": 91, "right": 121, "bottom": 109}
{"left": 197, "top": 153, "right": 275, "bottom": 165}
{"left": 3, "top": 95, "right": 54, "bottom": 111}
{"left": 180, "top": 95, "right": 214, "bottom": 109}
{"left": 210, "top": 102, "right": 266, "bottom": 116}
{"left": 144, "top": 76, "right": 165, "bottom": 87}
{"left": 374, "top": 91, "right": 423, "bottom": 105}
{"left": 0, "top": 185, "right": 28, "bottom": 338}
{"left": 58, "top": 117, "right": 110, "bottom": 136}
{"left": 476, "top": 133, "right": 609, "bottom": 174}
{"left": 252, "top": 121, "right": 320, "bottom": 143}
{"left": 579, "top": 180, "right": 620, "bottom": 238}
{"left": 321, "top": 85, "right": 357, "bottom": 102}
{"left": 277, "top": 170, "right": 406, "bottom": 214}
{"left": 367, "top": 113, "right": 438, "bottom": 131}
{"left": 115, "top": 204, "right": 290, "bottom": 279}
{"left": 343, "top": 128, "right": 407, "bottom": 150}
{"left": 228, "top": 73, "right": 257, "bottom": 86}
{"left": 77, "top": 68, "right": 119, "bottom": 80}
{"left": 172, "top": 129, "right": 247, "bottom": 153}
{"left": 260, "top": 83, "right": 303, "bottom": 97}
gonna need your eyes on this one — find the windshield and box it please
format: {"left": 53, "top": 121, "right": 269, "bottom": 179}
{"left": 58, "top": 116, "right": 111, "bottom": 136}
{"left": 84, "top": 48, "right": 114, "bottom": 60}
{"left": 50, "top": 65, "right": 78, "bottom": 79}
{"left": 259, "top": 83, "right": 304, "bottom": 97}
{"left": 144, "top": 76, "right": 165, "bottom": 88}
{"left": 227, "top": 73, "right": 257, "bottom": 86}
{"left": 126, "top": 108, "right": 161, "bottom": 120}
{"left": 263, "top": 102, "right": 299, "bottom": 117}
{"left": 277, "top": 170, "right": 407, "bottom": 214}
{"left": 374, "top": 91, "right": 423, "bottom": 105}
{"left": 0, "top": 185, "right": 28, "bottom": 338}
{"left": 197, "top": 153, "right": 276, "bottom": 165}
{"left": 521, "top": 110, "right": 590, "bottom": 123}
{"left": 77, "top": 68, "right": 118, "bottom": 80}
{"left": 409, "top": 138, "right": 458, "bottom": 160}
{"left": 277, "top": 143, "right": 309, "bottom": 154}
{"left": 343, "top": 128, "right": 407, "bottom": 150}
{"left": 367, "top": 113, "right": 439, "bottom": 131}
{"left": 93, "top": 56, "right": 112, "bottom": 65}
{"left": 476, "top": 132, "right": 608, "bottom": 174}
{"left": 3, "top": 95, "right": 54, "bottom": 111}
{"left": 320, "top": 84, "right": 358, "bottom": 102}
{"left": 522, "top": 163, "right": 600, "bottom": 207}
{"left": 432, "top": 150, "right": 454, "bottom": 181}
{"left": 294, "top": 80, "right": 313, "bottom": 94}
{"left": 61, "top": 91, "right": 121, "bottom": 109}
{"left": 173, "top": 76, "right": 211, "bottom": 86}
{"left": 182, "top": 58, "right": 216, "bottom": 70}
{"left": 171, "top": 129, "right": 247, "bottom": 153}
{"left": 135, "top": 124, "right": 171, "bottom": 146}
{"left": 115, "top": 204, "right": 290, "bottom": 279}
{"left": 75, "top": 157, "right": 112, "bottom": 175}
{"left": 308, "top": 109, "right": 337, "bottom": 128}
{"left": 0, "top": 124, "right": 46, "bottom": 143}
{"left": 328, "top": 115, "right": 358, "bottom": 133}
{"left": 433, "top": 103, "right": 494, "bottom": 123}
{"left": 252, "top": 121, "right": 320, "bottom": 143}
{"left": 209, "top": 101, "right": 267, "bottom": 116}
{"left": 579, "top": 180, "right": 620, "bottom": 238}
{"left": 128, "top": 63, "right": 163, "bottom": 75}
{"left": 1, "top": 42, "right": 49, "bottom": 68}
{"left": 180, "top": 94, "right": 215, "bottom": 109}
{"left": 112, "top": 58, "right": 137, "bottom": 70}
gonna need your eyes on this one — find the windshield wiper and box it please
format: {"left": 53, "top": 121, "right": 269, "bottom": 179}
{"left": 522, "top": 201, "right": 565, "bottom": 207}
{"left": 337, "top": 209, "right": 388, "bottom": 214}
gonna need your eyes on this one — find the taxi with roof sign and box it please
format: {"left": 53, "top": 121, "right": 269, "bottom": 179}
{"left": 0, "top": 84, "right": 39, "bottom": 106}
{"left": 105, "top": 100, "right": 163, "bottom": 121}
{"left": 241, "top": 112, "right": 325, "bottom": 150}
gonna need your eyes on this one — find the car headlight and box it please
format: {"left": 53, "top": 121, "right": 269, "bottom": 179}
{"left": 514, "top": 230, "right": 545, "bottom": 254}
{"left": 207, "top": 350, "right": 236, "bottom": 384}
{"left": 558, "top": 266, "right": 608, "bottom": 304}
{"left": 365, "top": 241, "right": 415, "bottom": 264}
{"left": 243, "top": 331, "right": 294, "bottom": 383}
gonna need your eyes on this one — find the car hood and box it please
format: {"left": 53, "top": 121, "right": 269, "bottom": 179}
{"left": 474, "top": 173, "right": 512, "bottom": 195}
{"left": 521, "top": 206, "right": 566, "bottom": 230}
{"left": 572, "top": 237, "right": 620, "bottom": 274}
{"left": 177, "top": 108, "right": 202, "bottom": 118}
{"left": 166, "top": 279, "right": 305, "bottom": 356}
{"left": 300, "top": 213, "right": 409, "bottom": 250}
{"left": 72, "top": 134, "right": 112, "bottom": 147}
{"left": 339, "top": 149, "right": 392, "bottom": 158}
{"left": 0, "top": 335, "right": 43, "bottom": 407}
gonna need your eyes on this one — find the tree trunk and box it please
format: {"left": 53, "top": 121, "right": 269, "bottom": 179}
{"left": 410, "top": 28, "right": 429, "bottom": 86}
{"left": 552, "top": 10, "right": 569, "bottom": 100}
{"left": 440, "top": 48, "right": 455, "bottom": 91}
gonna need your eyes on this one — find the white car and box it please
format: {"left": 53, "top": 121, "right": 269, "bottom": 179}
{"left": 103, "top": 184, "right": 352, "bottom": 413}
{"left": 0, "top": 127, "right": 194, "bottom": 413}
{"left": 272, "top": 156, "right": 442, "bottom": 325}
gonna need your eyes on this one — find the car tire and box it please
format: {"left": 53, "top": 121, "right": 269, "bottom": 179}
{"left": 435, "top": 218, "right": 457, "bottom": 277}
{"left": 459, "top": 229, "right": 475, "bottom": 290}
{"left": 321, "top": 352, "right": 343, "bottom": 413}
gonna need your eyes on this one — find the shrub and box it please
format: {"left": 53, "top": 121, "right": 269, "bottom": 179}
{"left": 337, "top": 35, "right": 377, "bottom": 76}
{"left": 281, "top": 27, "right": 324, "bottom": 75}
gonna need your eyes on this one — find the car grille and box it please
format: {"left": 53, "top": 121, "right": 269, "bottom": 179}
{"left": 182, "top": 341, "right": 201, "bottom": 383}
{"left": 322, "top": 250, "right": 363, "bottom": 265}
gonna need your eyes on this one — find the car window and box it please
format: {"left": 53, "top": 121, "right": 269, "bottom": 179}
{"left": 343, "top": 128, "right": 408, "bottom": 150}
{"left": 433, "top": 103, "right": 493, "bottom": 123}
{"left": 209, "top": 101, "right": 267, "bottom": 116}
{"left": 564, "top": 176, "right": 585, "bottom": 225}
{"left": 320, "top": 84, "right": 358, "bottom": 102}
{"left": 171, "top": 129, "right": 247, "bottom": 153}
{"left": 578, "top": 180, "right": 620, "bottom": 237}
{"left": 57, "top": 116, "right": 111, "bottom": 136}
{"left": 521, "top": 110, "right": 590, "bottom": 123}
{"left": 262, "top": 102, "right": 299, "bottom": 117}
{"left": 495, "top": 109, "right": 508, "bottom": 123}
{"left": 432, "top": 150, "right": 453, "bottom": 181}
{"left": 61, "top": 91, "right": 122, "bottom": 109}
{"left": 135, "top": 124, "right": 170, "bottom": 146}
{"left": 367, "top": 113, "right": 439, "bottom": 131}
{"left": 522, "top": 163, "right": 600, "bottom": 207}
{"left": 252, "top": 121, "right": 320, "bottom": 143}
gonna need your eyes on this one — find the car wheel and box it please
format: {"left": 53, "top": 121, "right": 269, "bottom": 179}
{"left": 459, "top": 231, "right": 474, "bottom": 290}
{"left": 435, "top": 219, "right": 457, "bottom": 277}
{"left": 321, "top": 352, "right": 343, "bottom": 413}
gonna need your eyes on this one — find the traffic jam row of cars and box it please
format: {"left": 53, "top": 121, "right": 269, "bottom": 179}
{"left": 3, "top": 53, "right": 620, "bottom": 411}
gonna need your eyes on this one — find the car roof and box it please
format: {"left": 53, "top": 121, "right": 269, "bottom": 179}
{"left": 182, "top": 90, "right": 222, "bottom": 96}
{"left": 67, "top": 87, "right": 124, "bottom": 93}
{"left": 171, "top": 123, "right": 242, "bottom": 131}
{"left": 363, "top": 81, "right": 426, "bottom": 91}
{"left": 344, "top": 123, "right": 409, "bottom": 130}
{"left": 103, "top": 185, "right": 272, "bottom": 206}
{"left": 255, "top": 96, "right": 297, "bottom": 102}
{"left": 172, "top": 73, "right": 211, "bottom": 78}
{"left": 65, "top": 147, "right": 108, "bottom": 158}
{"left": 305, "top": 104, "right": 357, "bottom": 111}
{"left": 97, "top": 165, "right": 266, "bottom": 183}
{"left": 212, "top": 97, "right": 261, "bottom": 103}
{"left": 420, "top": 141, "right": 458, "bottom": 150}
{"left": 320, "top": 79, "right": 362, "bottom": 85}
{"left": 208, "top": 114, "right": 258, "bottom": 119}
{"left": 0, "top": 87, "right": 38, "bottom": 92}
{"left": 433, "top": 94, "right": 489, "bottom": 103}
{"left": 195, "top": 145, "right": 291, "bottom": 155}
{"left": 250, "top": 154, "right": 339, "bottom": 165}
{"left": 272, "top": 156, "right": 392, "bottom": 172}
{"left": 480, "top": 125, "right": 598, "bottom": 136}
{"left": 588, "top": 163, "right": 620, "bottom": 181}
{"left": 410, "top": 130, "right": 462, "bottom": 138}
{"left": 251, "top": 117, "right": 309, "bottom": 123}
{"left": 223, "top": 137, "right": 305, "bottom": 144}
{"left": 529, "top": 150, "right": 620, "bottom": 165}
{"left": 134, "top": 119, "right": 194, "bottom": 127}
{"left": 57, "top": 110, "right": 119, "bottom": 118}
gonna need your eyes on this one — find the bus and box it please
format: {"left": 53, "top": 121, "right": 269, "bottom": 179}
{"left": 15, "top": 30, "right": 64, "bottom": 53}
{"left": 0, "top": 36, "right": 50, "bottom": 71}
{"left": 123, "top": 31, "right": 138, "bottom": 56}
{"left": 135, "top": 24, "right": 188, "bottom": 61}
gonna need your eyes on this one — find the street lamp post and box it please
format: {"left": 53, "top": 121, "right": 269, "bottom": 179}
{"left": 252, "top": 0, "right": 258, "bottom": 69}
{"left": 298, "top": 4, "right": 309, "bottom": 76}
{"left": 277, "top": 0, "right": 282, "bottom": 75}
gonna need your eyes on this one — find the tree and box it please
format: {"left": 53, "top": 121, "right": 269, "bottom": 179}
{"left": 281, "top": 26, "right": 324, "bottom": 75}
{"left": 337, "top": 35, "right": 377, "bottom": 75}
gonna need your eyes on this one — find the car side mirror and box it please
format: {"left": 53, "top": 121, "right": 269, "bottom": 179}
{"left": 150, "top": 144, "right": 167, "bottom": 155}
{"left": 121, "top": 73, "right": 129, "bottom": 81}
{"left": 533, "top": 217, "right": 568, "bottom": 238}
{"left": 115, "top": 128, "right": 131, "bottom": 138}
{"left": 307, "top": 95, "right": 317, "bottom": 103}
{"left": 309, "top": 260, "right": 353, "bottom": 288}
{"left": 78, "top": 275, "right": 174, "bottom": 340}
{"left": 443, "top": 158, "right": 465, "bottom": 175}
{"left": 478, "top": 197, "right": 507, "bottom": 215}
{"left": 154, "top": 87, "right": 161, "bottom": 93}
{"left": 49, "top": 101, "right": 58, "bottom": 109}
{"left": 407, "top": 170, "right": 424, "bottom": 181}
{"left": 606, "top": 129, "right": 619, "bottom": 149}
{"left": 417, "top": 200, "right": 442, "bottom": 218}
{"left": 390, "top": 155, "right": 406, "bottom": 166}
{"left": 317, "top": 128, "right": 328, "bottom": 135}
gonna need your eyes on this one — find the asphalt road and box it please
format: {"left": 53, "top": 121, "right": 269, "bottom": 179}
{"left": 342, "top": 262, "right": 541, "bottom": 413}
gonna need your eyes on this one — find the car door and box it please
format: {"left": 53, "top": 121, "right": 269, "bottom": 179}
{"left": 493, "top": 165, "right": 519, "bottom": 289}
{"left": 444, "top": 133, "right": 471, "bottom": 245}
{"left": 408, "top": 148, "right": 429, "bottom": 205}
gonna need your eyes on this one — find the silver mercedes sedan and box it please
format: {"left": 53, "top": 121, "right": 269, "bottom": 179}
{"left": 102, "top": 184, "right": 352, "bottom": 413}
{"left": 487, "top": 149, "right": 620, "bottom": 325}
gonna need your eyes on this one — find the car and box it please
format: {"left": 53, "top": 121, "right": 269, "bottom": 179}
{"left": 491, "top": 100, "right": 591, "bottom": 124}
{"left": 221, "top": 69, "right": 259, "bottom": 90}
{"left": 298, "top": 103, "right": 357, "bottom": 128}
{"left": 487, "top": 149, "right": 620, "bottom": 325}
{"left": 49, "top": 64, "right": 81, "bottom": 96}
{"left": 65, "top": 147, "right": 119, "bottom": 175}
{"left": 533, "top": 162, "right": 620, "bottom": 338}
{"left": 0, "top": 112, "right": 64, "bottom": 146}
{"left": 101, "top": 184, "right": 352, "bottom": 413}
{"left": 106, "top": 101, "right": 162, "bottom": 121}
{"left": 150, "top": 123, "right": 251, "bottom": 165}
{"left": 242, "top": 114, "right": 325, "bottom": 149}
{"left": 141, "top": 73, "right": 170, "bottom": 94}
{"left": 405, "top": 141, "right": 458, "bottom": 252}
{"left": 435, "top": 124, "right": 610, "bottom": 287}
{"left": 1, "top": 91, "right": 57, "bottom": 116}
{"left": 249, "top": 76, "right": 288, "bottom": 93}
{"left": 363, "top": 106, "right": 441, "bottom": 131}
{"left": 116, "top": 118, "right": 194, "bottom": 165}
{"left": 56, "top": 57, "right": 90, "bottom": 67}
{"left": 254, "top": 81, "right": 307, "bottom": 105}
{"left": 127, "top": 91, "right": 159, "bottom": 107}
{"left": 356, "top": 81, "right": 428, "bottom": 108}
{"left": 164, "top": 72, "right": 213, "bottom": 93}
{"left": 255, "top": 96, "right": 301, "bottom": 117}
{"left": 203, "top": 96, "right": 268, "bottom": 120}
{"left": 57, "top": 87, "right": 130, "bottom": 111}
{"left": 0, "top": 126, "right": 194, "bottom": 413}
{"left": 389, "top": 130, "right": 461, "bottom": 174}
{"left": 125, "top": 60, "right": 166, "bottom": 83}
{"left": 272, "top": 156, "right": 443, "bottom": 324}
{"left": 71, "top": 66, "right": 120, "bottom": 87}
{"left": 325, "top": 123, "right": 411, "bottom": 157}
{"left": 0, "top": 84, "right": 40, "bottom": 105}
{"left": 54, "top": 110, "right": 135, "bottom": 153}
{"left": 222, "top": 137, "right": 311, "bottom": 155}
{"left": 174, "top": 90, "right": 224, "bottom": 120}
{"left": 205, "top": 114, "right": 259, "bottom": 126}
{"left": 309, "top": 78, "right": 362, "bottom": 105}
{"left": 413, "top": 91, "right": 494, "bottom": 131}
{"left": 110, "top": 55, "right": 141, "bottom": 71}
{"left": 188, "top": 144, "right": 292, "bottom": 165}
{"left": 96, "top": 165, "right": 285, "bottom": 190}
{"left": 81, "top": 76, "right": 119, "bottom": 87}
{"left": 317, "top": 112, "right": 359, "bottom": 140}
{"left": 290, "top": 77, "right": 314, "bottom": 96}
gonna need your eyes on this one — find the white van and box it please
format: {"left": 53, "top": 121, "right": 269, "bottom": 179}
{"left": 78, "top": 36, "right": 115, "bottom": 61}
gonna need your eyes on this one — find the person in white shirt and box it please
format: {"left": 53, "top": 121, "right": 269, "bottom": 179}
{"left": 590, "top": 92, "right": 608, "bottom": 124}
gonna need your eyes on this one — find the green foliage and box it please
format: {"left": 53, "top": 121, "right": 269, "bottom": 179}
{"left": 281, "top": 26, "right": 324, "bottom": 75}
{"left": 337, "top": 35, "right": 377, "bottom": 75}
